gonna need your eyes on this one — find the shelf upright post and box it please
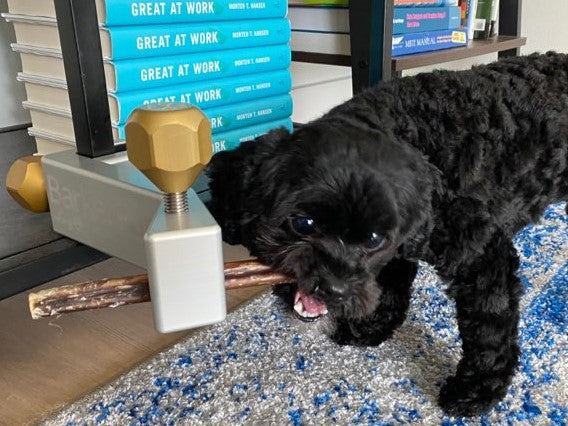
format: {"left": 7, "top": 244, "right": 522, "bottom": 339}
{"left": 54, "top": 0, "right": 116, "bottom": 158}
{"left": 349, "top": 0, "right": 394, "bottom": 94}
{"left": 498, "top": 0, "right": 523, "bottom": 58}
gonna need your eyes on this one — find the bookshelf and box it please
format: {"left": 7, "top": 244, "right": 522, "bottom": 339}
{"left": 292, "top": 0, "right": 525, "bottom": 94}
{"left": 49, "top": 0, "right": 524, "bottom": 158}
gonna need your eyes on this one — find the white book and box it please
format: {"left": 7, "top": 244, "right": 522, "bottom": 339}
{"left": 28, "top": 127, "right": 78, "bottom": 156}
{"left": 18, "top": 73, "right": 71, "bottom": 111}
{"left": 23, "top": 101, "right": 122, "bottom": 141}
{"left": 4, "top": 14, "right": 115, "bottom": 58}
{"left": 290, "top": 31, "right": 350, "bottom": 55}
{"left": 288, "top": 6, "right": 349, "bottom": 33}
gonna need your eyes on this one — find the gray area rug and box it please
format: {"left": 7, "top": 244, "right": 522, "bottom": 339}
{"left": 46, "top": 204, "right": 568, "bottom": 425}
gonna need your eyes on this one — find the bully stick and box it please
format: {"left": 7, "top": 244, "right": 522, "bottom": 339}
{"left": 28, "top": 259, "right": 292, "bottom": 319}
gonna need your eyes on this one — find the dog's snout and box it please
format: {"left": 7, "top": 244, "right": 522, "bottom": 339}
{"left": 315, "top": 279, "right": 349, "bottom": 301}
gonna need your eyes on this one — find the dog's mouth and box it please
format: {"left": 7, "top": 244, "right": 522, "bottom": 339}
{"left": 293, "top": 289, "right": 329, "bottom": 322}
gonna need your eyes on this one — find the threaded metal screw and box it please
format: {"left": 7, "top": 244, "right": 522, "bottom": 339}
{"left": 164, "top": 192, "right": 189, "bottom": 214}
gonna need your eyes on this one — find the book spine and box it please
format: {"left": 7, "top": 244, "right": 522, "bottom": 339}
{"left": 114, "top": 69, "right": 292, "bottom": 124}
{"left": 489, "top": 0, "right": 499, "bottom": 36}
{"left": 116, "top": 93, "right": 293, "bottom": 139}
{"left": 206, "top": 93, "right": 292, "bottom": 134}
{"left": 391, "top": 28, "right": 468, "bottom": 56}
{"left": 393, "top": 6, "right": 461, "bottom": 34}
{"left": 103, "top": 0, "right": 288, "bottom": 26}
{"left": 466, "top": 0, "right": 478, "bottom": 42}
{"left": 112, "top": 44, "right": 291, "bottom": 92}
{"left": 107, "top": 18, "right": 291, "bottom": 60}
{"left": 393, "top": 0, "right": 458, "bottom": 7}
{"left": 211, "top": 117, "right": 293, "bottom": 154}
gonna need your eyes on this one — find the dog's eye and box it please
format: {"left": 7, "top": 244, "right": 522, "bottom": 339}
{"left": 367, "top": 232, "right": 385, "bottom": 250}
{"left": 290, "top": 216, "right": 316, "bottom": 236}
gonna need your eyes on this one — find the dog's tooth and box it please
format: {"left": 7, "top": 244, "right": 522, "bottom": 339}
{"left": 322, "top": 309, "right": 328, "bottom": 315}
{"left": 294, "top": 301, "right": 303, "bottom": 314}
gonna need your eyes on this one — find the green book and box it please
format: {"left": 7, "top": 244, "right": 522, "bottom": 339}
{"left": 474, "top": 0, "right": 494, "bottom": 39}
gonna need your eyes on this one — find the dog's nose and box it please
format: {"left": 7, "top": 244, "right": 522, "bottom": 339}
{"left": 315, "top": 280, "right": 348, "bottom": 300}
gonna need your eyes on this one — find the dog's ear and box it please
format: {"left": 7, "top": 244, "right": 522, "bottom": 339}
{"left": 206, "top": 127, "right": 291, "bottom": 245}
{"left": 396, "top": 152, "right": 443, "bottom": 259}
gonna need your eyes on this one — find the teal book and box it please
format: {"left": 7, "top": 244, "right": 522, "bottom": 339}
{"left": 4, "top": 0, "right": 288, "bottom": 26}
{"left": 115, "top": 93, "right": 293, "bottom": 139}
{"left": 211, "top": 117, "right": 293, "bottom": 154}
{"left": 105, "top": 18, "right": 291, "bottom": 60}
{"left": 112, "top": 69, "right": 292, "bottom": 124}
{"left": 193, "top": 116, "right": 294, "bottom": 192}
{"left": 104, "top": 0, "right": 288, "bottom": 26}
{"left": 206, "top": 93, "right": 293, "bottom": 134}
{"left": 108, "top": 44, "right": 291, "bottom": 92}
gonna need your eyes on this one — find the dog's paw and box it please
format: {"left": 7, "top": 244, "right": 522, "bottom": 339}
{"left": 330, "top": 320, "right": 390, "bottom": 347}
{"left": 330, "top": 322, "right": 358, "bottom": 346}
{"left": 438, "top": 374, "right": 507, "bottom": 417}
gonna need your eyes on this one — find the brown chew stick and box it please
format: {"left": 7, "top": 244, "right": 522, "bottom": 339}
{"left": 28, "top": 259, "right": 292, "bottom": 319}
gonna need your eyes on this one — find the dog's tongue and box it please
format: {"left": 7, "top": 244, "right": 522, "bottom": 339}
{"left": 294, "top": 289, "right": 328, "bottom": 319}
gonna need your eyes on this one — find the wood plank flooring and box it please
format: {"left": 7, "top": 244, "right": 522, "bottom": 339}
{"left": 0, "top": 244, "right": 267, "bottom": 425}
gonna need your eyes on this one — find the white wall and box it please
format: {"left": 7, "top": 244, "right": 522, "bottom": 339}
{"left": 0, "top": 0, "right": 30, "bottom": 129}
{"left": 521, "top": 1, "right": 568, "bottom": 55}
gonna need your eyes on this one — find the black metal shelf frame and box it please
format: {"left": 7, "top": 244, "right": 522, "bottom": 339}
{"left": 54, "top": 0, "right": 116, "bottom": 158}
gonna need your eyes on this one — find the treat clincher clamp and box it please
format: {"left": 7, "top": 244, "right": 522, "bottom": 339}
{"left": 5, "top": 0, "right": 268, "bottom": 333}
{"left": 7, "top": 102, "right": 229, "bottom": 333}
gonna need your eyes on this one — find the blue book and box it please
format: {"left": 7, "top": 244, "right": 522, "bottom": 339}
{"left": 108, "top": 44, "right": 291, "bottom": 92}
{"left": 115, "top": 93, "right": 293, "bottom": 139}
{"left": 105, "top": 18, "right": 291, "bottom": 60}
{"left": 392, "top": 29, "right": 467, "bottom": 56}
{"left": 206, "top": 93, "right": 293, "bottom": 134}
{"left": 211, "top": 117, "right": 293, "bottom": 154}
{"left": 101, "top": 0, "right": 288, "bottom": 26}
{"left": 393, "top": 7, "right": 461, "bottom": 34}
{"left": 394, "top": 0, "right": 458, "bottom": 6}
{"left": 112, "top": 69, "right": 292, "bottom": 124}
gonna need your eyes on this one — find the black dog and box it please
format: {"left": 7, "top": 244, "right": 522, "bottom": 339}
{"left": 206, "top": 52, "right": 568, "bottom": 417}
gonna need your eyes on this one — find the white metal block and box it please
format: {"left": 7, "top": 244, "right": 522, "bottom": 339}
{"left": 145, "top": 192, "right": 226, "bottom": 333}
{"left": 42, "top": 149, "right": 227, "bottom": 333}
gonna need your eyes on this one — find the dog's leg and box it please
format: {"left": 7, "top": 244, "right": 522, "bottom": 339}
{"left": 438, "top": 230, "right": 522, "bottom": 417}
{"left": 331, "top": 257, "right": 417, "bottom": 346}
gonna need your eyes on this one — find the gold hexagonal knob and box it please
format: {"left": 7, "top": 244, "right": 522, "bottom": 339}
{"left": 125, "top": 103, "right": 212, "bottom": 198}
{"left": 6, "top": 155, "right": 49, "bottom": 213}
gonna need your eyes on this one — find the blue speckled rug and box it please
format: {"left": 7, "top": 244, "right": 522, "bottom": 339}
{"left": 46, "top": 204, "right": 567, "bottom": 425}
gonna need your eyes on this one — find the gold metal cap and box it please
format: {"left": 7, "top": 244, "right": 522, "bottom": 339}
{"left": 6, "top": 155, "right": 49, "bottom": 213}
{"left": 125, "top": 103, "right": 212, "bottom": 194}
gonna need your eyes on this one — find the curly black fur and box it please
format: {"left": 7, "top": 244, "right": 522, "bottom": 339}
{"left": 207, "top": 52, "right": 568, "bottom": 416}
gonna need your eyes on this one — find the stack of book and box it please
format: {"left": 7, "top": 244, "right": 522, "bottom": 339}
{"left": 288, "top": 0, "right": 500, "bottom": 58}
{"left": 3, "top": 0, "right": 293, "bottom": 155}
{"left": 288, "top": 0, "right": 350, "bottom": 57}
{"left": 392, "top": 0, "right": 467, "bottom": 57}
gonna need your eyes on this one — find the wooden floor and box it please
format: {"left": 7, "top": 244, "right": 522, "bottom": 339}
{"left": 0, "top": 245, "right": 267, "bottom": 426}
